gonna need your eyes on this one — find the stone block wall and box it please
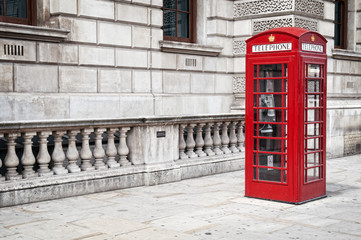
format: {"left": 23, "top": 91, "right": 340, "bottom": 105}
{"left": 0, "top": 0, "right": 235, "bottom": 121}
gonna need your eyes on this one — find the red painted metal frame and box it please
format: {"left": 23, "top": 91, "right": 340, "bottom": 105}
{"left": 245, "top": 27, "right": 327, "bottom": 204}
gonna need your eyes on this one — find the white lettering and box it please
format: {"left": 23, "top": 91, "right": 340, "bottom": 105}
{"left": 302, "top": 43, "right": 323, "bottom": 53}
{"left": 252, "top": 43, "right": 292, "bottom": 53}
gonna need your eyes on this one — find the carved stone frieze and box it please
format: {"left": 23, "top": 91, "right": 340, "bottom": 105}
{"left": 233, "top": 40, "right": 246, "bottom": 55}
{"left": 294, "top": 17, "right": 318, "bottom": 31}
{"left": 253, "top": 17, "right": 293, "bottom": 32}
{"left": 233, "top": 76, "right": 245, "bottom": 93}
{"left": 295, "top": 0, "right": 324, "bottom": 17}
{"left": 234, "top": 0, "right": 293, "bottom": 18}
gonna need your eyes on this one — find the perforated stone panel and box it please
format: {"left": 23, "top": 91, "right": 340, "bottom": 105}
{"left": 234, "top": 0, "right": 293, "bottom": 18}
{"left": 295, "top": 0, "right": 324, "bottom": 17}
{"left": 233, "top": 76, "right": 245, "bottom": 93}
{"left": 253, "top": 17, "right": 293, "bottom": 32}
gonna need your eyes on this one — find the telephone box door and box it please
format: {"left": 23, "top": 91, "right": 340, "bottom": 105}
{"left": 246, "top": 56, "right": 296, "bottom": 202}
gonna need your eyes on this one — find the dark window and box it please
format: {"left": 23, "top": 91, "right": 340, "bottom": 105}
{"left": 0, "top": 0, "right": 36, "bottom": 25}
{"left": 163, "top": 0, "right": 196, "bottom": 43}
{"left": 334, "top": 0, "right": 347, "bottom": 49}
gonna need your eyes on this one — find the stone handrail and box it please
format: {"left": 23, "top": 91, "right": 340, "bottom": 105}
{"left": 0, "top": 114, "right": 245, "bottom": 206}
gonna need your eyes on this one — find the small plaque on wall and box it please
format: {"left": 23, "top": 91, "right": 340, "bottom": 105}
{"left": 157, "top": 131, "right": 166, "bottom": 138}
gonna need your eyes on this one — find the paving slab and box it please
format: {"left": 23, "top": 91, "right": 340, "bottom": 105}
{"left": 0, "top": 155, "right": 360, "bottom": 239}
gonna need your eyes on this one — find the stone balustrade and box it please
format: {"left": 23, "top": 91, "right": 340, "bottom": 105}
{"left": 0, "top": 114, "right": 244, "bottom": 207}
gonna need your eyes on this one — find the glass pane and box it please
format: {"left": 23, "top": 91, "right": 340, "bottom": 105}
{"left": 306, "top": 123, "right": 321, "bottom": 137}
{"left": 284, "top": 79, "right": 288, "bottom": 92}
{"left": 307, "top": 79, "right": 321, "bottom": 92}
{"left": 283, "top": 64, "right": 288, "bottom": 77}
{"left": 253, "top": 153, "right": 257, "bottom": 165}
{"left": 177, "top": 12, "right": 189, "bottom": 38}
{"left": 253, "top": 95, "right": 257, "bottom": 107}
{"left": 259, "top": 109, "right": 285, "bottom": 123}
{"left": 259, "top": 168, "right": 282, "bottom": 182}
{"left": 254, "top": 65, "right": 257, "bottom": 77}
{"left": 283, "top": 170, "right": 287, "bottom": 183}
{"left": 307, "top": 64, "right": 320, "bottom": 78}
{"left": 164, "top": 0, "right": 176, "bottom": 9}
{"left": 259, "top": 139, "right": 282, "bottom": 152}
{"left": 253, "top": 138, "right": 257, "bottom": 150}
{"left": 259, "top": 124, "right": 283, "bottom": 137}
{"left": 334, "top": 24, "right": 341, "bottom": 46}
{"left": 306, "top": 138, "right": 321, "bottom": 151}
{"left": 306, "top": 109, "right": 322, "bottom": 122}
{"left": 306, "top": 95, "right": 321, "bottom": 107}
{"left": 259, "top": 79, "right": 283, "bottom": 92}
{"left": 306, "top": 167, "right": 320, "bottom": 182}
{"left": 258, "top": 153, "right": 282, "bottom": 167}
{"left": 164, "top": 10, "right": 176, "bottom": 37}
{"left": 5, "top": 0, "right": 27, "bottom": 18}
{"left": 253, "top": 124, "right": 258, "bottom": 136}
{"left": 259, "top": 64, "right": 282, "bottom": 78}
{"left": 253, "top": 167, "right": 257, "bottom": 180}
{"left": 305, "top": 153, "right": 320, "bottom": 167}
{"left": 178, "top": 0, "right": 189, "bottom": 11}
{"left": 259, "top": 94, "right": 282, "bottom": 108}
{"left": 0, "top": 0, "right": 3, "bottom": 15}
{"left": 254, "top": 80, "right": 257, "bottom": 92}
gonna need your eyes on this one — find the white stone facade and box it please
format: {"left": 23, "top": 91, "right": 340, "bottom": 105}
{"left": 0, "top": 0, "right": 360, "bottom": 157}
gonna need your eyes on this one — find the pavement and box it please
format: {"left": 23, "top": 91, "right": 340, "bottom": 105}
{"left": 0, "top": 155, "right": 360, "bottom": 240}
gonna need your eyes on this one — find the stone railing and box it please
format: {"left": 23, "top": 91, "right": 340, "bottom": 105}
{"left": 0, "top": 114, "right": 244, "bottom": 207}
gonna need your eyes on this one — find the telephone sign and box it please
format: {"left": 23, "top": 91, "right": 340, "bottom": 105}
{"left": 245, "top": 27, "right": 327, "bottom": 204}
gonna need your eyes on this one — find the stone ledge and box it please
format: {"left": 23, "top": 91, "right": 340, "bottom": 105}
{"left": 332, "top": 49, "right": 361, "bottom": 61}
{"left": 0, "top": 22, "right": 69, "bottom": 42}
{"left": 0, "top": 154, "right": 244, "bottom": 207}
{"left": 159, "top": 41, "right": 223, "bottom": 56}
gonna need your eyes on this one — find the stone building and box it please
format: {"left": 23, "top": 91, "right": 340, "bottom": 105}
{"left": 0, "top": 0, "right": 360, "bottom": 206}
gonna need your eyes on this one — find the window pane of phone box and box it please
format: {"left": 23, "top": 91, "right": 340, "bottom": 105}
{"left": 259, "top": 64, "right": 283, "bottom": 77}
{"left": 259, "top": 168, "right": 282, "bottom": 182}
{"left": 258, "top": 124, "right": 283, "bottom": 137}
{"left": 306, "top": 167, "right": 320, "bottom": 182}
{"left": 257, "top": 109, "right": 285, "bottom": 122}
{"left": 259, "top": 139, "right": 282, "bottom": 152}
{"left": 259, "top": 94, "right": 284, "bottom": 108}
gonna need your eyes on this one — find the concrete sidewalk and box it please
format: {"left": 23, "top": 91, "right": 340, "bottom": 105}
{"left": 0, "top": 155, "right": 360, "bottom": 240}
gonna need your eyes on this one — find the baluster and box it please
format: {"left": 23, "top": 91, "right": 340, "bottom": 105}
{"left": 0, "top": 133, "right": 5, "bottom": 181}
{"left": 37, "top": 131, "right": 53, "bottom": 176}
{"left": 21, "top": 132, "right": 37, "bottom": 178}
{"left": 52, "top": 131, "right": 68, "bottom": 175}
{"left": 212, "top": 122, "right": 223, "bottom": 155}
{"left": 221, "top": 122, "right": 231, "bottom": 154}
{"left": 237, "top": 121, "right": 245, "bottom": 152}
{"left": 66, "top": 130, "right": 81, "bottom": 173}
{"left": 195, "top": 123, "right": 206, "bottom": 157}
{"left": 179, "top": 124, "right": 188, "bottom": 159}
{"left": 204, "top": 123, "right": 215, "bottom": 156}
{"left": 185, "top": 124, "right": 197, "bottom": 158}
{"left": 93, "top": 128, "right": 107, "bottom": 170}
{"left": 80, "top": 128, "right": 95, "bottom": 171}
{"left": 106, "top": 128, "right": 120, "bottom": 168}
{"left": 229, "top": 122, "right": 239, "bottom": 153}
{"left": 118, "top": 127, "right": 131, "bottom": 166}
{"left": 4, "top": 133, "right": 21, "bottom": 180}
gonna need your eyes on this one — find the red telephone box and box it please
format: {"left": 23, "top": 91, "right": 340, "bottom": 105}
{"left": 245, "top": 27, "right": 327, "bottom": 203}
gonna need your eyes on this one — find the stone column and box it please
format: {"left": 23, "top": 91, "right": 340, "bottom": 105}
{"left": 221, "top": 122, "right": 231, "bottom": 154}
{"left": 37, "top": 131, "right": 53, "bottom": 176}
{"left": 185, "top": 124, "right": 197, "bottom": 158}
{"left": 212, "top": 122, "right": 223, "bottom": 155}
{"left": 66, "top": 130, "right": 81, "bottom": 173}
{"left": 204, "top": 123, "right": 215, "bottom": 156}
{"left": 237, "top": 121, "right": 245, "bottom": 152}
{"left": 0, "top": 133, "right": 5, "bottom": 181}
{"left": 118, "top": 127, "right": 131, "bottom": 166}
{"left": 4, "top": 133, "right": 21, "bottom": 180}
{"left": 52, "top": 131, "right": 68, "bottom": 175}
{"left": 106, "top": 128, "right": 120, "bottom": 168}
{"left": 229, "top": 122, "right": 240, "bottom": 153}
{"left": 195, "top": 123, "right": 206, "bottom": 157}
{"left": 21, "top": 132, "right": 37, "bottom": 179}
{"left": 80, "top": 128, "right": 95, "bottom": 171}
{"left": 179, "top": 124, "right": 188, "bottom": 159}
{"left": 93, "top": 128, "right": 107, "bottom": 170}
